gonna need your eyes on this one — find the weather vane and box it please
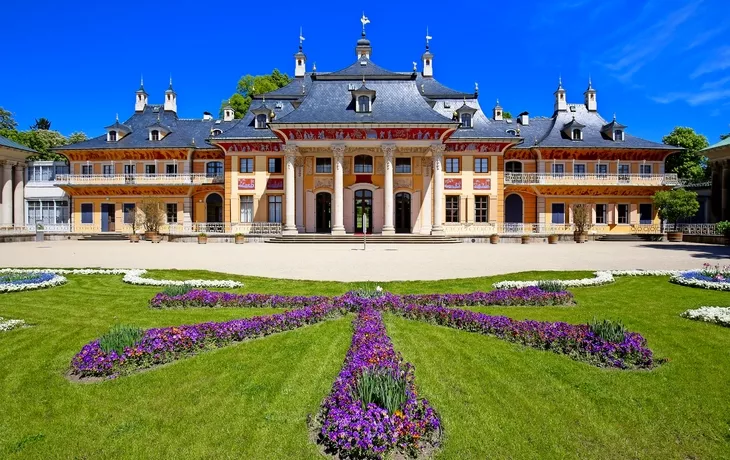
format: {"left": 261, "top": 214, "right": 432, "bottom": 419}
{"left": 299, "top": 27, "right": 305, "bottom": 49}
{"left": 361, "top": 12, "right": 370, "bottom": 35}
{"left": 426, "top": 27, "right": 432, "bottom": 48}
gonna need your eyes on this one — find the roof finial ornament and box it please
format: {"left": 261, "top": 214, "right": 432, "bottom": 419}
{"left": 413, "top": 61, "right": 417, "bottom": 72}
{"left": 312, "top": 62, "right": 317, "bottom": 72}
{"left": 613, "top": 113, "right": 617, "bottom": 121}
{"left": 425, "top": 27, "right": 432, "bottom": 50}
{"left": 360, "top": 12, "right": 370, "bottom": 36}
{"left": 475, "top": 82, "right": 479, "bottom": 92}
{"left": 115, "top": 113, "right": 119, "bottom": 122}
{"left": 299, "top": 26, "right": 305, "bottom": 51}
{"left": 140, "top": 74, "right": 144, "bottom": 88}
{"left": 496, "top": 98, "right": 500, "bottom": 106}
{"left": 168, "top": 74, "right": 174, "bottom": 90}
{"left": 588, "top": 74, "right": 593, "bottom": 89}
{"left": 558, "top": 74, "right": 563, "bottom": 89}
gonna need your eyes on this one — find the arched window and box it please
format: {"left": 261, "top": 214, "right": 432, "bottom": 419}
{"left": 614, "top": 129, "right": 623, "bottom": 141}
{"left": 505, "top": 161, "right": 522, "bottom": 173}
{"left": 354, "top": 155, "right": 373, "bottom": 174}
{"left": 108, "top": 131, "right": 117, "bottom": 142}
{"left": 212, "top": 129, "right": 222, "bottom": 136}
{"left": 206, "top": 161, "right": 223, "bottom": 177}
{"left": 357, "top": 95, "right": 371, "bottom": 113}
{"left": 572, "top": 129, "right": 582, "bottom": 140}
{"left": 255, "top": 113, "right": 268, "bottom": 129}
{"left": 461, "top": 113, "right": 472, "bottom": 128}
{"left": 151, "top": 130, "right": 160, "bottom": 141}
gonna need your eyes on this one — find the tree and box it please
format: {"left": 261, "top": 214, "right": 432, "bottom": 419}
{"left": 721, "top": 132, "right": 729, "bottom": 141}
{"left": 0, "top": 128, "right": 69, "bottom": 161}
{"left": 139, "top": 199, "right": 166, "bottom": 234}
{"left": 220, "top": 69, "right": 292, "bottom": 119}
{"left": 571, "top": 203, "right": 592, "bottom": 234}
{"left": 0, "top": 107, "right": 17, "bottom": 131}
{"left": 30, "top": 118, "right": 52, "bottom": 130}
{"left": 502, "top": 111, "right": 512, "bottom": 119}
{"left": 68, "top": 132, "right": 88, "bottom": 144}
{"left": 662, "top": 127, "right": 709, "bottom": 183}
{"left": 653, "top": 189, "right": 700, "bottom": 226}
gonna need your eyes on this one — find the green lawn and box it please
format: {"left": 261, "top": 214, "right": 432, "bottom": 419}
{"left": 1, "top": 270, "right": 729, "bottom": 459}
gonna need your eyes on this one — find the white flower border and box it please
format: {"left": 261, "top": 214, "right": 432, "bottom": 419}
{"left": 0, "top": 317, "right": 26, "bottom": 332}
{"left": 681, "top": 307, "right": 730, "bottom": 327}
{"left": 493, "top": 269, "right": 686, "bottom": 289}
{"left": 668, "top": 272, "right": 730, "bottom": 291}
{"left": 0, "top": 268, "right": 243, "bottom": 292}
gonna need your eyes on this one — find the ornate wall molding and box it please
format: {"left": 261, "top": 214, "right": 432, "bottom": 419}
{"left": 305, "top": 157, "right": 313, "bottom": 175}
{"left": 381, "top": 144, "right": 396, "bottom": 162}
{"left": 314, "top": 177, "right": 334, "bottom": 189}
{"left": 394, "top": 177, "right": 413, "bottom": 189}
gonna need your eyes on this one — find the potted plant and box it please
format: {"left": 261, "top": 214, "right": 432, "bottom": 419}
{"left": 571, "top": 203, "right": 592, "bottom": 243}
{"left": 547, "top": 234, "right": 559, "bottom": 244}
{"left": 234, "top": 233, "right": 245, "bottom": 244}
{"left": 653, "top": 189, "right": 700, "bottom": 242}
{"left": 198, "top": 232, "right": 208, "bottom": 244}
{"left": 521, "top": 235, "right": 530, "bottom": 244}
{"left": 35, "top": 223, "right": 45, "bottom": 242}
{"left": 125, "top": 206, "right": 141, "bottom": 243}
{"left": 489, "top": 233, "right": 499, "bottom": 244}
{"left": 139, "top": 199, "right": 165, "bottom": 241}
{"left": 716, "top": 221, "right": 730, "bottom": 245}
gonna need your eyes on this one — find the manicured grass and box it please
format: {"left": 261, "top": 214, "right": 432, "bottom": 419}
{"left": 1, "top": 271, "right": 729, "bottom": 458}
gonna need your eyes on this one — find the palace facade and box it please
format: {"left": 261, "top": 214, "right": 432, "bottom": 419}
{"left": 53, "top": 30, "right": 680, "bottom": 236}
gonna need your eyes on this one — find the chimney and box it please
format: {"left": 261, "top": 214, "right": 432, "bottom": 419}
{"left": 203, "top": 111, "right": 213, "bottom": 121}
{"left": 518, "top": 111, "right": 529, "bottom": 125}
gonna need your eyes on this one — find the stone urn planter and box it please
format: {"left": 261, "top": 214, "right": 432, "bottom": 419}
{"left": 198, "top": 233, "right": 208, "bottom": 244}
{"left": 547, "top": 234, "right": 559, "bottom": 244}
{"left": 129, "top": 234, "right": 140, "bottom": 243}
{"left": 234, "top": 234, "right": 245, "bottom": 244}
{"left": 666, "top": 231, "right": 683, "bottom": 242}
{"left": 489, "top": 234, "right": 500, "bottom": 244}
{"left": 521, "top": 235, "right": 530, "bottom": 244}
{"left": 149, "top": 234, "right": 163, "bottom": 244}
{"left": 144, "top": 231, "right": 157, "bottom": 241}
{"left": 573, "top": 231, "right": 588, "bottom": 244}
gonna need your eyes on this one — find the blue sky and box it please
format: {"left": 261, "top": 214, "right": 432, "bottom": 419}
{"left": 2, "top": 0, "right": 729, "bottom": 144}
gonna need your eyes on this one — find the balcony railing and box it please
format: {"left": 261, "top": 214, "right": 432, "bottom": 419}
{"left": 504, "top": 172, "right": 680, "bottom": 186}
{"left": 54, "top": 174, "right": 224, "bottom": 186}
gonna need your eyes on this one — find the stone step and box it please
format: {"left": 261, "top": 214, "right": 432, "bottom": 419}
{"left": 267, "top": 234, "right": 461, "bottom": 244}
{"left": 80, "top": 233, "right": 129, "bottom": 241}
{"left": 596, "top": 234, "right": 662, "bottom": 242}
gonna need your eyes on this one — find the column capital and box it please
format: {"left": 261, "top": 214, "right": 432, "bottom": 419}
{"left": 429, "top": 143, "right": 446, "bottom": 159}
{"left": 381, "top": 143, "right": 396, "bottom": 161}
{"left": 331, "top": 143, "right": 346, "bottom": 160}
{"left": 294, "top": 156, "right": 305, "bottom": 168}
{"left": 282, "top": 144, "right": 299, "bottom": 160}
{"left": 1, "top": 160, "right": 15, "bottom": 169}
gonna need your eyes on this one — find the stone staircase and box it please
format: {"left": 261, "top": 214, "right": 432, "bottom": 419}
{"left": 79, "top": 233, "right": 129, "bottom": 241}
{"left": 596, "top": 234, "right": 663, "bottom": 242}
{"left": 267, "top": 234, "right": 461, "bottom": 244}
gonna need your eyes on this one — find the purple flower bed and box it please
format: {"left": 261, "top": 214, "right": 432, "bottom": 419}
{"left": 400, "top": 286, "right": 573, "bottom": 307}
{"left": 391, "top": 303, "right": 657, "bottom": 369}
{"left": 317, "top": 306, "right": 440, "bottom": 458}
{"left": 71, "top": 302, "right": 345, "bottom": 377}
{"left": 149, "top": 290, "right": 329, "bottom": 309}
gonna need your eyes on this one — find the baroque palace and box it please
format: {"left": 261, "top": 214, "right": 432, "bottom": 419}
{"left": 50, "top": 26, "right": 680, "bottom": 237}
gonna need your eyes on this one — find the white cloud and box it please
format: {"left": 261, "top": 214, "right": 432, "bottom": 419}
{"left": 683, "top": 26, "right": 727, "bottom": 50}
{"left": 652, "top": 89, "right": 730, "bottom": 106}
{"left": 702, "top": 76, "right": 730, "bottom": 90}
{"left": 691, "top": 47, "right": 730, "bottom": 78}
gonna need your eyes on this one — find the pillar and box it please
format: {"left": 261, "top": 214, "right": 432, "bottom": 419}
{"left": 1, "top": 162, "right": 13, "bottom": 225}
{"left": 722, "top": 161, "right": 730, "bottom": 221}
{"left": 381, "top": 144, "right": 396, "bottom": 234}
{"left": 420, "top": 161, "right": 432, "bottom": 235}
{"left": 331, "top": 144, "right": 346, "bottom": 235}
{"left": 14, "top": 164, "right": 24, "bottom": 225}
{"left": 431, "top": 144, "right": 445, "bottom": 235}
{"left": 295, "top": 158, "right": 304, "bottom": 232}
{"left": 282, "top": 145, "right": 298, "bottom": 235}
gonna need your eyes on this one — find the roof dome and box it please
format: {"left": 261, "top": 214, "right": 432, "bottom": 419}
{"left": 357, "top": 37, "right": 371, "bottom": 46}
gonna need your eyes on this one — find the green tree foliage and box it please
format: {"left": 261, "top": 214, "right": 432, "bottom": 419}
{"left": 68, "top": 132, "right": 88, "bottom": 144}
{"left": 502, "top": 111, "right": 512, "bottom": 119}
{"left": 30, "top": 118, "right": 52, "bottom": 130}
{"left": 662, "top": 127, "right": 709, "bottom": 183}
{"left": 0, "top": 107, "right": 18, "bottom": 130}
{"left": 721, "top": 132, "right": 729, "bottom": 141}
{"left": 653, "top": 188, "right": 700, "bottom": 226}
{"left": 220, "top": 69, "right": 292, "bottom": 119}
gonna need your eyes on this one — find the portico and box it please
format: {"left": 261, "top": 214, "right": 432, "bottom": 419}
{"left": 0, "top": 135, "right": 35, "bottom": 227}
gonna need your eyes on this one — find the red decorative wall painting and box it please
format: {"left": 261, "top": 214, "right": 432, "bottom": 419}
{"left": 473, "top": 178, "right": 491, "bottom": 190}
{"left": 444, "top": 178, "right": 462, "bottom": 190}
{"left": 238, "top": 178, "right": 255, "bottom": 190}
{"left": 267, "top": 178, "right": 284, "bottom": 190}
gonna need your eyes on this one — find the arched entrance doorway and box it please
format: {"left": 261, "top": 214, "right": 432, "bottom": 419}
{"left": 206, "top": 193, "right": 223, "bottom": 223}
{"left": 395, "top": 192, "right": 411, "bottom": 233}
{"left": 504, "top": 194, "right": 523, "bottom": 223}
{"left": 315, "top": 192, "right": 332, "bottom": 233}
{"left": 354, "top": 189, "right": 373, "bottom": 233}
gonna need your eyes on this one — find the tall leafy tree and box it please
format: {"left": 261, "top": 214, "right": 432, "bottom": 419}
{"left": 30, "top": 117, "right": 52, "bottom": 130}
{"left": 662, "top": 127, "right": 709, "bottom": 183}
{"left": 68, "top": 131, "right": 88, "bottom": 144}
{"left": 220, "top": 69, "right": 292, "bottom": 119}
{"left": 0, "top": 107, "right": 18, "bottom": 130}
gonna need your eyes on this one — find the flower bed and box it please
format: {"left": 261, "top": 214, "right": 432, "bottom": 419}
{"left": 317, "top": 306, "right": 440, "bottom": 458}
{"left": 494, "top": 270, "right": 685, "bottom": 290}
{"left": 0, "top": 317, "right": 26, "bottom": 332}
{"left": 150, "top": 290, "right": 328, "bottom": 309}
{"left": 669, "top": 265, "right": 730, "bottom": 291}
{"left": 71, "top": 302, "right": 345, "bottom": 378}
{"left": 0, "top": 271, "right": 67, "bottom": 293}
{"left": 400, "top": 286, "right": 573, "bottom": 307}
{"left": 391, "top": 304, "right": 658, "bottom": 369}
{"left": 681, "top": 307, "right": 730, "bottom": 327}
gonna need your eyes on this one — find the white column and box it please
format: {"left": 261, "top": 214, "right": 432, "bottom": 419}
{"left": 420, "top": 161, "right": 432, "bottom": 235}
{"left": 431, "top": 144, "right": 445, "bottom": 235}
{"left": 1, "top": 162, "right": 13, "bottom": 225}
{"left": 282, "top": 145, "right": 298, "bottom": 235}
{"left": 331, "top": 144, "right": 346, "bottom": 235}
{"left": 295, "top": 158, "right": 304, "bottom": 232}
{"left": 381, "top": 144, "right": 396, "bottom": 234}
{"left": 13, "top": 164, "right": 24, "bottom": 225}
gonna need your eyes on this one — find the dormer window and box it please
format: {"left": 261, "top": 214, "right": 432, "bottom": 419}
{"left": 455, "top": 102, "right": 477, "bottom": 129}
{"left": 357, "top": 95, "right": 371, "bottom": 113}
{"left": 212, "top": 129, "right": 222, "bottom": 136}
{"left": 151, "top": 130, "right": 160, "bottom": 141}
{"left": 460, "top": 113, "right": 472, "bottom": 128}
{"left": 108, "top": 130, "right": 117, "bottom": 142}
{"left": 601, "top": 117, "right": 627, "bottom": 142}
{"left": 572, "top": 129, "right": 582, "bottom": 141}
{"left": 562, "top": 116, "right": 585, "bottom": 141}
{"left": 255, "top": 113, "right": 268, "bottom": 129}
{"left": 614, "top": 129, "right": 624, "bottom": 141}
{"left": 351, "top": 82, "right": 376, "bottom": 114}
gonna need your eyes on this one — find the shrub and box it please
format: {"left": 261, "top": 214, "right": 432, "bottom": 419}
{"left": 715, "top": 221, "right": 730, "bottom": 237}
{"left": 353, "top": 283, "right": 384, "bottom": 299}
{"left": 161, "top": 284, "right": 193, "bottom": 297}
{"left": 353, "top": 369, "right": 407, "bottom": 414}
{"left": 139, "top": 199, "right": 166, "bottom": 234}
{"left": 537, "top": 280, "right": 565, "bottom": 292}
{"left": 589, "top": 318, "right": 627, "bottom": 343}
{"left": 653, "top": 189, "right": 700, "bottom": 226}
{"left": 98, "top": 325, "right": 144, "bottom": 354}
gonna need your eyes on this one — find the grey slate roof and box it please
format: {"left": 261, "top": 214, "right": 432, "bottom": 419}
{"left": 0, "top": 134, "right": 37, "bottom": 153}
{"left": 213, "top": 100, "right": 296, "bottom": 140}
{"left": 316, "top": 57, "right": 411, "bottom": 80}
{"left": 430, "top": 99, "right": 519, "bottom": 139}
{"left": 415, "top": 75, "right": 474, "bottom": 99}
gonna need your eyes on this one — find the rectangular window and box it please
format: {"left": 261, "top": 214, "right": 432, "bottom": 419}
{"left": 445, "top": 158, "right": 460, "bottom": 173}
{"left": 27, "top": 200, "right": 68, "bottom": 225}
{"left": 640, "top": 164, "right": 652, "bottom": 176}
{"left": 445, "top": 196, "right": 460, "bottom": 223}
{"left": 240, "top": 196, "right": 253, "bottom": 223}
{"left": 573, "top": 164, "right": 586, "bottom": 177}
{"left": 166, "top": 203, "right": 177, "bottom": 223}
{"left": 103, "top": 165, "right": 114, "bottom": 176}
{"left": 617, "top": 204, "right": 629, "bottom": 224}
{"left": 124, "top": 164, "right": 135, "bottom": 175}
{"left": 145, "top": 164, "right": 156, "bottom": 175}
{"left": 29, "top": 166, "right": 55, "bottom": 181}
{"left": 639, "top": 203, "right": 652, "bottom": 224}
{"left": 551, "top": 203, "right": 565, "bottom": 224}
{"left": 55, "top": 165, "right": 69, "bottom": 176}
{"left": 596, "top": 163, "right": 608, "bottom": 177}
{"left": 474, "top": 157, "right": 489, "bottom": 173}
{"left": 123, "top": 203, "right": 135, "bottom": 224}
{"left": 166, "top": 163, "right": 178, "bottom": 175}
{"left": 551, "top": 163, "right": 564, "bottom": 177}
{"left": 81, "top": 165, "right": 93, "bottom": 176}
{"left": 395, "top": 158, "right": 412, "bottom": 174}
{"left": 474, "top": 196, "right": 489, "bottom": 223}
{"left": 618, "top": 164, "right": 630, "bottom": 183}
{"left": 316, "top": 157, "right": 332, "bottom": 173}
{"left": 595, "top": 204, "right": 607, "bottom": 224}
{"left": 268, "top": 195, "right": 282, "bottom": 223}
{"left": 239, "top": 158, "right": 254, "bottom": 173}
{"left": 268, "top": 157, "right": 283, "bottom": 174}
{"left": 81, "top": 203, "right": 93, "bottom": 224}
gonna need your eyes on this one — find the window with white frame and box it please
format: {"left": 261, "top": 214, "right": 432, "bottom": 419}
{"left": 239, "top": 158, "right": 254, "bottom": 173}
{"left": 595, "top": 204, "right": 607, "bottom": 224}
{"left": 551, "top": 203, "right": 565, "bottom": 224}
{"left": 395, "top": 157, "right": 411, "bottom": 174}
{"left": 551, "top": 163, "right": 564, "bottom": 177}
{"left": 446, "top": 196, "right": 460, "bottom": 223}
{"left": 357, "top": 95, "right": 371, "bottom": 113}
{"left": 108, "top": 130, "right": 117, "bottom": 142}
{"left": 474, "top": 196, "right": 489, "bottom": 223}
{"left": 445, "top": 157, "right": 460, "bottom": 173}
{"left": 316, "top": 157, "right": 332, "bottom": 173}
{"left": 640, "top": 164, "right": 652, "bottom": 176}
{"left": 103, "top": 165, "right": 114, "bottom": 176}
{"left": 474, "top": 157, "right": 489, "bottom": 173}
{"left": 617, "top": 204, "right": 629, "bottom": 224}
{"left": 28, "top": 165, "right": 55, "bottom": 181}
{"left": 572, "top": 128, "right": 582, "bottom": 140}
{"left": 614, "top": 129, "right": 624, "bottom": 141}
{"left": 27, "top": 200, "right": 69, "bottom": 225}
{"left": 268, "top": 195, "right": 282, "bottom": 223}
{"left": 145, "top": 164, "right": 156, "bottom": 176}
{"left": 151, "top": 130, "right": 160, "bottom": 141}
{"left": 240, "top": 196, "right": 253, "bottom": 223}
{"left": 596, "top": 163, "right": 608, "bottom": 177}
{"left": 573, "top": 164, "right": 586, "bottom": 177}
{"left": 460, "top": 113, "right": 472, "bottom": 128}
{"left": 354, "top": 155, "right": 373, "bottom": 174}
{"left": 166, "top": 163, "right": 178, "bottom": 175}
{"left": 81, "top": 165, "right": 93, "bottom": 175}
{"left": 255, "top": 113, "right": 268, "bottom": 129}
{"left": 166, "top": 203, "right": 178, "bottom": 223}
